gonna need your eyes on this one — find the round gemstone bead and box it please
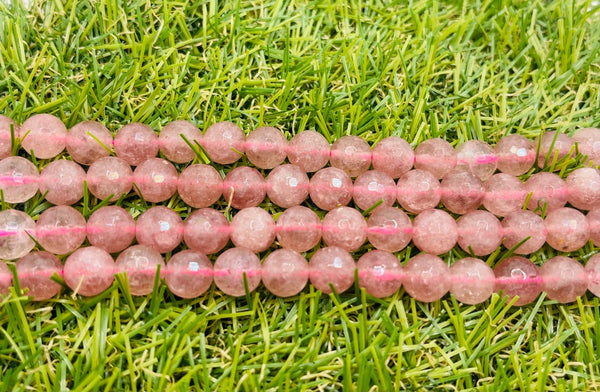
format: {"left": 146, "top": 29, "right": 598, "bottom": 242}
{"left": 309, "top": 246, "right": 355, "bottom": 294}
{"left": 245, "top": 126, "right": 287, "bottom": 169}
{"left": 456, "top": 210, "right": 503, "bottom": 256}
{"left": 494, "top": 256, "right": 541, "bottom": 306}
{"left": 540, "top": 256, "right": 587, "bottom": 303}
{"left": 275, "top": 206, "right": 321, "bottom": 252}
{"left": 165, "top": 250, "right": 213, "bottom": 298}
{"left": 0, "top": 156, "right": 39, "bottom": 203}
{"left": 266, "top": 164, "right": 309, "bottom": 208}
{"left": 288, "top": 131, "right": 330, "bottom": 172}
{"left": 501, "top": 210, "right": 547, "bottom": 254}
{"left": 183, "top": 208, "right": 229, "bottom": 254}
{"left": 20, "top": 114, "right": 67, "bottom": 159}
{"left": 178, "top": 164, "right": 223, "bottom": 208}
{"left": 0, "top": 209, "right": 36, "bottom": 260}
{"left": 222, "top": 166, "right": 266, "bottom": 209}
{"left": 573, "top": 127, "right": 600, "bottom": 165}
{"left": 440, "top": 170, "right": 485, "bottom": 214}
{"left": 231, "top": 207, "right": 275, "bottom": 253}
{"left": 322, "top": 206, "right": 367, "bottom": 252}
{"left": 414, "top": 138, "right": 456, "bottom": 179}
{"left": 585, "top": 253, "right": 600, "bottom": 297}
{"left": 39, "top": 160, "right": 86, "bottom": 205}
{"left": 116, "top": 245, "right": 165, "bottom": 296}
{"left": 357, "top": 250, "right": 402, "bottom": 298}
{"left": 524, "top": 172, "right": 568, "bottom": 213}
{"left": 64, "top": 246, "right": 115, "bottom": 296}
{"left": 16, "top": 251, "right": 62, "bottom": 300}
{"left": 412, "top": 209, "right": 458, "bottom": 255}
{"left": 113, "top": 123, "right": 158, "bottom": 166}
{"left": 450, "top": 258, "right": 495, "bottom": 305}
{"left": 262, "top": 249, "right": 308, "bottom": 297}
{"left": 309, "top": 167, "right": 353, "bottom": 210}
{"left": 87, "top": 157, "right": 133, "bottom": 202}
{"left": 213, "top": 247, "right": 261, "bottom": 296}
{"left": 483, "top": 173, "right": 526, "bottom": 217}
{"left": 352, "top": 170, "right": 396, "bottom": 211}
{"left": 544, "top": 207, "right": 589, "bottom": 252}
{"left": 366, "top": 206, "right": 412, "bottom": 252}
{"left": 158, "top": 120, "right": 202, "bottom": 163}
{"left": 403, "top": 254, "right": 450, "bottom": 302}
{"left": 396, "top": 169, "right": 441, "bottom": 213}
{"left": 87, "top": 206, "right": 136, "bottom": 253}
{"left": 66, "top": 121, "right": 113, "bottom": 165}
{"left": 330, "top": 135, "right": 372, "bottom": 177}
{"left": 36, "top": 206, "right": 86, "bottom": 255}
{"left": 0, "top": 115, "right": 18, "bottom": 159}
{"left": 0, "top": 262, "right": 11, "bottom": 295}
{"left": 566, "top": 167, "right": 600, "bottom": 211}
{"left": 587, "top": 209, "right": 600, "bottom": 246}
{"left": 133, "top": 158, "right": 178, "bottom": 203}
{"left": 136, "top": 206, "right": 183, "bottom": 254}
{"left": 537, "top": 131, "right": 574, "bottom": 170}
{"left": 371, "top": 136, "right": 414, "bottom": 179}
{"left": 201, "top": 121, "right": 245, "bottom": 164}
{"left": 494, "top": 134, "right": 536, "bottom": 176}
{"left": 455, "top": 140, "right": 497, "bottom": 181}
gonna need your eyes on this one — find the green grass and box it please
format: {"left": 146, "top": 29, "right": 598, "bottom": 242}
{"left": 1, "top": 0, "right": 600, "bottom": 390}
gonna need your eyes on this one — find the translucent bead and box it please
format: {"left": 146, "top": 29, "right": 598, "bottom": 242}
{"left": 262, "top": 249, "right": 308, "bottom": 297}
{"left": 483, "top": 173, "right": 526, "bottom": 217}
{"left": 309, "top": 246, "right": 355, "bottom": 294}
{"left": 403, "top": 254, "right": 449, "bottom": 302}
{"left": 36, "top": 206, "right": 86, "bottom": 255}
{"left": 183, "top": 208, "right": 229, "bottom": 254}
{"left": 322, "top": 206, "right": 367, "bottom": 252}
{"left": 456, "top": 210, "right": 503, "bottom": 256}
{"left": 165, "top": 250, "right": 213, "bottom": 298}
{"left": 0, "top": 115, "right": 18, "bottom": 159}
{"left": 0, "top": 209, "right": 36, "bottom": 260}
{"left": 494, "top": 134, "right": 535, "bottom": 176}
{"left": 136, "top": 206, "right": 183, "bottom": 254}
{"left": 87, "top": 206, "right": 136, "bottom": 253}
{"left": 330, "top": 135, "right": 372, "bottom": 177}
{"left": 39, "top": 160, "right": 86, "bottom": 205}
{"left": 66, "top": 121, "right": 113, "bottom": 165}
{"left": 371, "top": 136, "right": 414, "bottom": 179}
{"left": 222, "top": 166, "right": 266, "bottom": 209}
{"left": 113, "top": 123, "right": 158, "bottom": 166}
{"left": 288, "top": 131, "right": 330, "bottom": 172}
{"left": 64, "top": 247, "right": 115, "bottom": 296}
{"left": 309, "top": 167, "right": 353, "bottom": 210}
{"left": 396, "top": 169, "right": 441, "bottom": 213}
{"left": 440, "top": 170, "right": 485, "bottom": 214}
{"left": 230, "top": 207, "right": 275, "bottom": 253}
{"left": 566, "top": 167, "right": 600, "bottom": 211}
{"left": 357, "top": 250, "right": 402, "bottom": 298}
{"left": 0, "top": 262, "right": 11, "bottom": 295}
{"left": 116, "top": 245, "right": 164, "bottom": 296}
{"left": 16, "top": 251, "right": 62, "bottom": 300}
{"left": 544, "top": 207, "right": 589, "bottom": 252}
{"left": 587, "top": 209, "right": 600, "bottom": 247}
{"left": 214, "top": 247, "right": 261, "bottom": 296}
{"left": 0, "top": 156, "right": 39, "bottom": 203}
{"left": 524, "top": 172, "right": 568, "bottom": 213}
{"left": 414, "top": 138, "right": 456, "bottom": 179}
{"left": 412, "top": 209, "right": 457, "bottom": 255}
{"left": 494, "top": 256, "right": 541, "bottom": 306}
{"left": 132, "top": 158, "right": 178, "bottom": 203}
{"left": 573, "top": 127, "right": 600, "bottom": 165}
{"left": 352, "top": 170, "right": 396, "bottom": 211}
{"left": 585, "top": 253, "right": 600, "bottom": 297}
{"left": 266, "top": 164, "right": 309, "bottom": 208}
{"left": 501, "top": 210, "right": 546, "bottom": 254}
{"left": 20, "top": 114, "right": 67, "bottom": 159}
{"left": 536, "top": 131, "right": 574, "bottom": 170}
{"left": 450, "top": 258, "right": 495, "bottom": 305}
{"left": 245, "top": 126, "right": 287, "bottom": 169}
{"left": 158, "top": 120, "right": 202, "bottom": 163}
{"left": 178, "top": 164, "right": 223, "bottom": 208}
{"left": 275, "top": 206, "right": 321, "bottom": 252}
{"left": 540, "top": 256, "right": 587, "bottom": 303}
{"left": 201, "top": 121, "right": 245, "bottom": 164}
{"left": 455, "top": 140, "right": 497, "bottom": 181}
{"left": 366, "top": 206, "right": 412, "bottom": 252}
{"left": 86, "top": 157, "right": 133, "bottom": 202}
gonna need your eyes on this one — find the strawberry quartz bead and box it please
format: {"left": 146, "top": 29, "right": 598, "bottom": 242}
{"left": 245, "top": 126, "right": 287, "bottom": 169}
{"left": 0, "top": 262, "right": 11, "bottom": 295}
{"left": 357, "top": 250, "right": 402, "bottom": 298}
{"left": 39, "top": 160, "right": 86, "bottom": 205}
{"left": 440, "top": 170, "right": 485, "bottom": 214}
{"left": 537, "top": 131, "right": 574, "bottom": 170}
{"left": 450, "top": 258, "right": 495, "bottom": 305}
{"left": 544, "top": 207, "right": 589, "bottom": 252}
{"left": 0, "top": 209, "right": 36, "bottom": 260}
{"left": 501, "top": 210, "right": 547, "bottom": 254}
{"left": 366, "top": 206, "right": 412, "bottom": 252}
{"left": 322, "top": 206, "right": 367, "bottom": 252}
{"left": 133, "top": 158, "right": 178, "bottom": 203}
{"left": 136, "top": 206, "right": 183, "bottom": 254}
{"left": 309, "top": 246, "right": 355, "bottom": 294}
{"left": 64, "top": 247, "right": 115, "bottom": 296}
{"left": 586, "top": 254, "right": 600, "bottom": 297}
{"left": 573, "top": 127, "right": 600, "bottom": 165}
{"left": 540, "top": 256, "right": 587, "bottom": 303}
{"left": 183, "top": 208, "right": 229, "bottom": 254}
{"left": 352, "top": 170, "right": 396, "bottom": 211}
{"left": 330, "top": 135, "right": 372, "bottom": 177}
{"left": 309, "top": 167, "right": 353, "bottom": 211}
{"left": 396, "top": 169, "right": 441, "bottom": 213}
{"left": 20, "top": 114, "right": 67, "bottom": 159}
{"left": 165, "top": 250, "right": 213, "bottom": 299}
{"left": 266, "top": 164, "right": 309, "bottom": 208}
{"left": 414, "top": 138, "right": 457, "bottom": 179}
{"left": 201, "top": 121, "right": 245, "bottom": 164}
{"left": 214, "top": 247, "right": 261, "bottom": 296}
{"left": 36, "top": 206, "right": 86, "bottom": 255}
{"left": 178, "top": 164, "right": 223, "bottom": 208}
{"left": 524, "top": 172, "right": 568, "bottom": 213}
{"left": 566, "top": 167, "right": 600, "bottom": 211}
{"left": 275, "top": 206, "right": 321, "bottom": 252}
{"left": 288, "top": 131, "right": 330, "bottom": 172}
{"left": 231, "top": 207, "right": 275, "bottom": 253}
{"left": 371, "top": 136, "right": 414, "bottom": 179}
{"left": 494, "top": 134, "right": 536, "bottom": 176}
{"left": 588, "top": 209, "right": 600, "bottom": 246}
{"left": 455, "top": 140, "right": 497, "bottom": 181}
{"left": 87, "top": 157, "right": 133, "bottom": 202}
{"left": 158, "top": 120, "right": 202, "bottom": 163}
{"left": 223, "top": 166, "right": 266, "bottom": 209}
{"left": 0, "top": 156, "right": 39, "bottom": 203}
{"left": 16, "top": 251, "right": 62, "bottom": 300}
{"left": 262, "top": 249, "right": 309, "bottom": 297}
{"left": 412, "top": 209, "right": 458, "bottom": 255}
{"left": 66, "top": 121, "right": 113, "bottom": 165}
{"left": 87, "top": 206, "right": 136, "bottom": 253}
{"left": 403, "top": 254, "right": 450, "bottom": 302}
{"left": 113, "top": 123, "right": 158, "bottom": 166}
{"left": 0, "top": 115, "right": 18, "bottom": 159}
{"left": 494, "top": 256, "right": 541, "bottom": 306}
{"left": 482, "top": 173, "right": 526, "bottom": 217}
{"left": 456, "top": 210, "right": 503, "bottom": 256}
{"left": 116, "top": 245, "right": 165, "bottom": 296}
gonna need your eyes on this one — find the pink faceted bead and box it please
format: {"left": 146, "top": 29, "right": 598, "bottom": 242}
{"left": 16, "top": 251, "right": 62, "bottom": 300}
{"left": 322, "top": 206, "right": 367, "bottom": 252}
{"left": 222, "top": 166, "right": 266, "bottom": 209}
{"left": 457, "top": 210, "right": 503, "bottom": 256}
{"left": 366, "top": 206, "right": 412, "bottom": 252}
{"left": 0, "top": 209, "right": 36, "bottom": 260}
{"left": 502, "top": 210, "right": 547, "bottom": 254}
{"left": 450, "top": 258, "right": 495, "bottom": 305}
{"left": 455, "top": 140, "right": 497, "bottom": 181}
{"left": 414, "top": 138, "right": 457, "bottom": 179}
{"left": 309, "top": 167, "right": 353, "bottom": 210}
{"left": 20, "top": 114, "right": 67, "bottom": 159}
{"left": 64, "top": 247, "right": 115, "bottom": 296}
{"left": 566, "top": 167, "right": 600, "bottom": 210}
{"left": 116, "top": 245, "right": 164, "bottom": 296}
{"left": 214, "top": 247, "right": 261, "bottom": 296}
{"left": 266, "top": 164, "right": 309, "bottom": 208}
{"left": 403, "top": 254, "right": 450, "bottom": 302}
{"left": 288, "top": 131, "right": 330, "bottom": 172}
{"left": 0, "top": 156, "right": 39, "bottom": 203}
{"left": 201, "top": 121, "right": 245, "bottom": 164}
{"left": 309, "top": 246, "right": 355, "bottom": 294}
{"left": 330, "top": 135, "right": 372, "bottom": 177}
{"left": 573, "top": 127, "right": 600, "bottom": 165}
{"left": 113, "top": 123, "right": 158, "bottom": 166}
{"left": 352, "top": 170, "right": 396, "bottom": 211}
{"left": 494, "top": 256, "right": 541, "bottom": 306}
{"left": 262, "top": 249, "right": 308, "bottom": 297}
{"left": 133, "top": 158, "right": 178, "bottom": 203}
{"left": 440, "top": 170, "right": 485, "bottom": 214}
{"left": 494, "top": 134, "right": 535, "bottom": 176}
{"left": 158, "top": 120, "right": 202, "bottom": 163}
{"left": 165, "top": 250, "right": 213, "bottom": 298}
{"left": 545, "top": 207, "right": 589, "bottom": 252}
{"left": 178, "top": 164, "right": 223, "bottom": 208}
{"left": 136, "top": 206, "right": 183, "bottom": 254}
{"left": 275, "top": 206, "right": 321, "bottom": 252}
{"left": 245, "top": 126, "right": 287, "bottom": 169}
{"left": 540, "top": 256, "right": 587, "bottom": 303}
{"left": 412, "top": 209, "right": 457, "bottom": 255}
{"left": 66, "top": 121, "right": 113, "bottom": 165}
{"left": 371, "top": 137, "right": 414, "bottom": 179}
{"left": 524, "top": 172, "right": 568, "bottom": 213}
{"left": 87, "top": 206, "right": 136, "bottom": 253}
{"left": 36, "top": 206, "right": 86, "bottom": 255}
{"left": 396, "top": 169, "right": 441, "bottom": 213}
{"left": 87, "top": 157, "right": 133, "bottom": 202}
{"left": 585, "top": 254, "right": 600, "bottom": 297}
{"left": 183, "top": 208, "right": 229, "bottom": 254}
{"left": 357, "top": 250, "right": 402, "bottom": 298}
{"left": 231, "top": 207, "right": 275, "bottom": 253}
{"left": 0, "top": 262, "right": 11, "bottom": 295}
{"left": 0, "top": 115, "right": 18, "bottom": 159}
{"left": 39, "top": 160, "right": 86, "bottom": 205}
{"left": 483, "top": 173, "right": 526, "bottom": 217}
{"left": 537, "top": 131, "right": 574, "bottom": 170}
{"left": 587, "top": 209, "right": 600, "bottom": 246}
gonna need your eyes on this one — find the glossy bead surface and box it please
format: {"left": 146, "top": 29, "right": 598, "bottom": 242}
{"left": 288, "top": 131, "right": 330, "bottom": 172}
{"left": 16, "top": 251, "right": 62, "bottom": 300}
{"left": 414, "top": 138, "right": 456, "bottom": 179}
{"left": 20, "top": 114, "right": 67, "bottom": 159}
{"left": 231, "top": 207, "right": 275, "bottom": 253}
{"left": 0, "top": 209, "right": 36, "bottom": 260}
{"left": 403, "top": 254, "right": 450, "bottom": 302}
{"left": 64, "top": 247, "right": 115, "bottom": 296}
{"left": 165, "top": 250, "right": 213, "bottom": 298}
{"left": 455, "top": 140, "right": 497, "bottom": 181}
{"left": 322, "top": 206, "right": 367, "bottom": 252}
{"left": 396, "top": 169, "right": 441, "bottom": 213}
{"left": 0, "top": 156, "right": 39, "bottom": 203}
{"left": 113, "top": 123, "right": 158, "bottom": 166}
{"left": 371, "top": 136, "right": 414, "bottom": 179}
{"left": 66, "top": 121, "right": 113, "bottom": 165}
{"left": 566, "top": 167, "right": 600, "bottom": 211}
{"left": 116, "top": 245, "right": 165, "bottom": 296}
{"left": 178, "top": 164, "right": 223, "bottom": 208}
{"left": 456, "top": 210, "right": 503, "bottom": 256}
{"left": 494, "top": 134, "right": 536, "bottom": 176}
{"left": 133, "top": 158, "right": 178, "bottom": 203}
{"left": 540, "top": 256, "right": 587, "bottom": 303}
{"left": 309, "top": 167, "right": 353, "bottom": 210}
{"left": 275, "top": 206, "right": 321, "bottom": 252}
{"left": 544, "top": 207, "right": 589, "bottom": 252}
{"left": 136, "top": 206, "right": 183, "bottom": 253}
{"left": 262, "top": 249, "right": 308, "bottom": 297}
{"left": 0, "top": 115, "right": 18, "bottom": 159}
{"left": 87, "top": 206, "right": 136, "bottom": 253}
{"left": 36, "top": 206, "right": 86, "bottom": 255}
{"left": 357, "top": 250, "right": 402, "bottom": 298}
{"left": 214, "top": 247, "right": 261, "bottom": 296}
{"left": 366, "top": 206, "right": 412, "bottom": 252}
{"left": 585, "top": 253, "right": 600, "bottom": 297}
{"left": 87, "top": 157, "right": 133, "bottom": 202}
{"left": 158, "top": 120, "right": 202, "bottom": 163}
{"left": 450, "top": 258, "right": 495, "bottom": 305}
{"left": 330, "top": 135, "right": 371, "bottom": 177}
{"left": 501, "top": 210, "right": 546, "bottom": 254}
{"left": 440, "top": 170, "right": 485, "bottom": 214}
{"left": 309, "top": 246, "right": 355, "bottom": 294}
{"left": 587, "top": 209, "right": 600, "bottom": 247}
{"left": 573, "top": 127, "right": 600, "bottom": 165}
{"left": 0, "top": 262, "right": 11, "bottom": 295}
{"left": 483, "top": 173, "right": 526, "bottom": 217}
{"left": 39, "top": 160, "right": 86, "bottom": 205}
{"left": 537, "top": 131, "right": 574, "bottom": 170}
{"left": 412, "top": 209, "right": 457, "bottom": 255}
{"left": 183, "top": 208, "right": 229, "bottom": 254}
{"left": 266, "top": 164, "right": 309, "bottom": 208}
{"left": 222, "top": 166, "right": 266, "bottom": 209}
{"left": 494, "top": 256, "right": 541, "bottom": 306}
{"left": 352, "top": 170, "right": 396, "bottom": 211}
{"left": 524, "top": 172, "right": 568, "bottom": 213}
{"left": 245, "top": 126, "right": 287, "bottom": 169}
{"left": 201, "top": 121, "right": 245, "bottom": 164}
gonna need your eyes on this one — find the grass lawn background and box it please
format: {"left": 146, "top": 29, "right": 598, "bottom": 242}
{"left": 1, "top": 0, "right": 600, "bottom": 390}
